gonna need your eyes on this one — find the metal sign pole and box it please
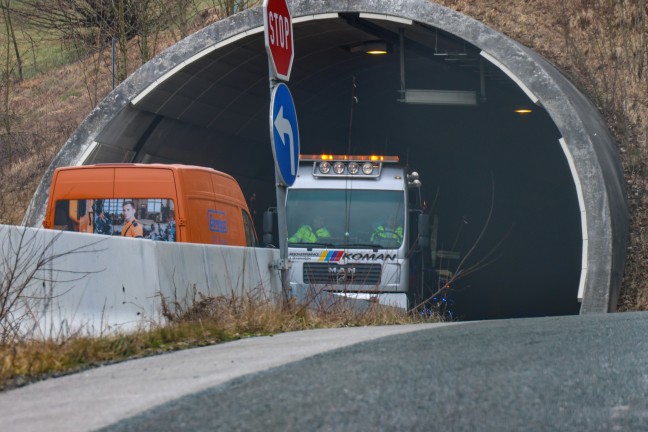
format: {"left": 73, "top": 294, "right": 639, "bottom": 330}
{"left": 274, "top": 170, "right": 291, "bottom": 304}
{"left": 264, "top": 0, "right": 296, "bottom": 306}
{"left": 269, "top": 75, "right": 291, "bottom": 305}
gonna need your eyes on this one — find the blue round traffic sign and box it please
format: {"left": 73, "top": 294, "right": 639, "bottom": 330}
{"left": 270, "top": 83, "right": 300, "bottom": 186}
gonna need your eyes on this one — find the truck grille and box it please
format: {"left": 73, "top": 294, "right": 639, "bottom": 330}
{"left": 303, "top": 262, "right": 382, "bottom": 286}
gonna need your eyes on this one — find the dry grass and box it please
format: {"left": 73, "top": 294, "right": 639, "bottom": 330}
{"left": 0, "top": 323, "right": 234, "bottom": 391}
{"left": 159, "top": 285, "right": 437, "bottom": 333}
{"left": 0, "top": 289, "right": 437, "bottom": 392}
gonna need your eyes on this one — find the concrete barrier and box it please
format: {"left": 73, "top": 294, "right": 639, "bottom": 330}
{"left": 0, "top": 224, "right": 281, "bottom": 336}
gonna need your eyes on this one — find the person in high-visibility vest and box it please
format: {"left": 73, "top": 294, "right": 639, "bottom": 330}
{"left": 121, "top": 200, "right": 144, "bottom": 238}
{"left": 370, "top": 216, "right": 403, "bottom": 244}
{"left": 289, "top": 216, "right": 331, "bottom": 243}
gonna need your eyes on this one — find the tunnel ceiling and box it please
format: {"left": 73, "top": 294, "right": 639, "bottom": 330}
{"left": 131, "top": 15, "right": 509, "bottom": 132}
{"left": 92, "top": 13, "right": 523, "bottom": 179}
{"left": 28, "top": 1, "right": 628, "bottom": 318}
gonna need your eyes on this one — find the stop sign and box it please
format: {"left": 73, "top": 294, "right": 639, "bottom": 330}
{"left": 263, "top": 0, "right": 294, "bottom": 81}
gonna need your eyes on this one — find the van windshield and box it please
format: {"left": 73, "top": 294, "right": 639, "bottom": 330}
{"left": 53, "top": 198, "right": 176, "bottom": 241}
{"left": 286, "top": 189, "right": 405, "bottom": 249}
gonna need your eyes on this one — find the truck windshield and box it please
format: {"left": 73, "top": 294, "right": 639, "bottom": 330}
{"left": 286, "top": 189, "right": 405, "bottom": 249}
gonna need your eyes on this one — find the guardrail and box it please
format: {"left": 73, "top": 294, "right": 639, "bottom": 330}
{"left": 0, "top": 224, "right": 281, "bottom": 336}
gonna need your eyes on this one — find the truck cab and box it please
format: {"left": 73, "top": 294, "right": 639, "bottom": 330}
{"left": 269, "top": 154, "right": 430, "bottom": 308}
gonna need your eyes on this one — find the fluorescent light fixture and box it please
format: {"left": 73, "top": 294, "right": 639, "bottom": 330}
{"left": 515, "top": 108, "right": 533, "bottom": 114}
{"left": 365, "top": 41, "right": 388, "bottom": 55}
{"left": 400, "top": 89, "right": 477, "bottom": 106}
{"left": 349, "top": 40, "right": 388, "bottom": 55}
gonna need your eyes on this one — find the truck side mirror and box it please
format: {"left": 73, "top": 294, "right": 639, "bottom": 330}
{"left": 418, "top": 214, "right": 430, "bottom": 249}
{"left": 263, "top": 209, "right": 276, "bottom": 247}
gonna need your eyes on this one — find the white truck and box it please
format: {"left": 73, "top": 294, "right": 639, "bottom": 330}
{"left": 264, "top": 154, "right": 431, "bottom": 308}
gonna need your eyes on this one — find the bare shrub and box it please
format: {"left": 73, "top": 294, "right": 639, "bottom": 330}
{"left": 159, "top": 280, "right": 433, "bottom": 337}
{"left": 160, "top": 284, "right": 280, "bottom": 331}
{"left": 0, "top": 226, "right": 105, "bottom": 343}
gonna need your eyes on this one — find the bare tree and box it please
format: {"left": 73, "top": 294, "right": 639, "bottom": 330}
{"left": 0, "top": 0, "right": 17, "bottom": 168}
{"left": 1, "top": 0, "right": 21, "bottom": 81}
{"left": 0, "top": 225, "right": 106, "bottom": 342}
{"left": 5, "top": 1, "right": 187, "bottom": 82}
{"left": 210, "top": 0, "right": 261, "bottom": 18}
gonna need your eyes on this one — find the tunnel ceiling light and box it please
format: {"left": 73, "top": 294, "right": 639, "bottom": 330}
{"left": 366, "top": 44, "right": 388, "bottom": 55}
{"left": 348, "top": 40, "right": 388, "bottom": 55}
{"left": 400, "top": 89, "right": 477, "bottom": 106}
{"left": 515, "top": 108, "right": 533, "bottom": 115}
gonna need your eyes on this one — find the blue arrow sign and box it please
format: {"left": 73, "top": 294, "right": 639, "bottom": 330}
{"left": 270, "top": 83, "right": 300, "bottom": 186}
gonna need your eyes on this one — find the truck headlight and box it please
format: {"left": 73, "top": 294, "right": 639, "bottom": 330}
{"left": 348, "top": 162, "right": 359, "bottom": 175}
{"left": 333, "top": 161, "right": 345, "bottom": 174}
{"left": 362, "top": 162, "right": 374, "bottom": 175}
{"left": 319, "top": 161, "right": 331, "bottom": 174}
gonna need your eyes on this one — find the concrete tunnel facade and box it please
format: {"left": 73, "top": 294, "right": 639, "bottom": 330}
{"left": 26, "top": 0, "right": 628, "bottom": 317}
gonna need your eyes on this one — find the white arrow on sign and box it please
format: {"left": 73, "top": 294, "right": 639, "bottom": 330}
{"left": 273, "top": 106, "right": 295, "bottom": 175}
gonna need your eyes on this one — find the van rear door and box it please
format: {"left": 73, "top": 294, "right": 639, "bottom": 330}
{"left": 52, "top": 167, "right": 115, "bottom": 199}
{"left": 114, "top": 167, "right": 177, "bottom": 198}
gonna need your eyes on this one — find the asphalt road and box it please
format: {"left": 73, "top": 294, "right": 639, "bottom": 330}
{"left": 3, "top": 313, "right": 648, "bottom": 431}
{"left": 0, "top": 323, "right": 448, "bottom": 432}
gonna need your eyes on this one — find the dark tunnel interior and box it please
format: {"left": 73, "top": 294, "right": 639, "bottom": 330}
{"left": 289, "top": 50, "right": 583, "bottom": 320}
{"left": 100, "top": 14, "right": 583, "bottom": 320}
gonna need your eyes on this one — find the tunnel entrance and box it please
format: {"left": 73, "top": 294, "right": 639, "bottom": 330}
{"left": 28, "top": 1, "right": 627, "bottom": 318}
{"left": 289, "top": 24, "right": 582, "bottom": 319}
{"left": 110, "top": 13, "right": 584, "bottom": 320}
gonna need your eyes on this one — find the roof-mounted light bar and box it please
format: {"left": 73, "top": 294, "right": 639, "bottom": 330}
{"left": 300, "top": 154, "right": 399, "bottom": 163}
{"left": 301, "top": 154, "right": 399, "bottom": 179}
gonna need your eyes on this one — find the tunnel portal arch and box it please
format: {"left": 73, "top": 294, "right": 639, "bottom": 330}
{"left": 26, "top": 1, "right": 627, "bottom": 316}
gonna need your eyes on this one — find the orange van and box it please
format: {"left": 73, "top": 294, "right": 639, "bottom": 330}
{"left": 43, "top": 164, "right": 257, "bottom": 246}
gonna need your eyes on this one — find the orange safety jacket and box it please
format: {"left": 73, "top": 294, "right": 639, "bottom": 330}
{"left": 122, "top": 219, "right": 144, "bottom": 238}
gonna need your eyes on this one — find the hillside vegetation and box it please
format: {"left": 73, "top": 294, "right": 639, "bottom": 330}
{"left": 0, "top": 0, "right": 647, "bottom": 310}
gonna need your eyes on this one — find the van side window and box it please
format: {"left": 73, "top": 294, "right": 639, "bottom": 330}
{"left": 242, "top": 210, "right": 256, "bottom": 246}
{"left": 50, "top": 198, "right": 176, "bottom": 241}
{"left": 53, "top": 200, "right": 70, "bottom": 229}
